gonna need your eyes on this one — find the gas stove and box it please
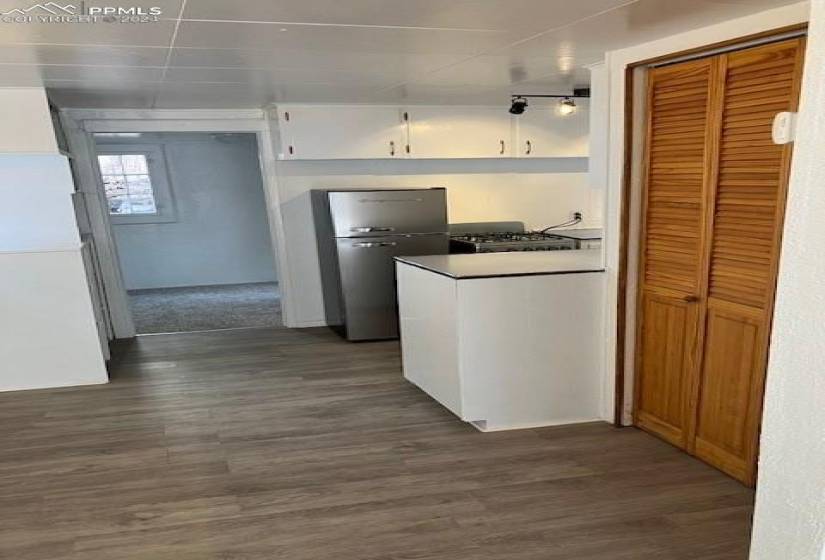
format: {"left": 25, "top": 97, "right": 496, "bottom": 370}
{"left": 450, "top": 232, "right": 578, "bottom": 253}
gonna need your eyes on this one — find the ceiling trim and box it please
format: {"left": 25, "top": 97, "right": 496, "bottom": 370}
{"left": 82, "top": 119, "right": 265, "bottom": 133}
{"left": 177, "top": 18, "right": 505, "bottom": 33}
{"left": 64, "top": 108, "right": 265, "bottom": 121}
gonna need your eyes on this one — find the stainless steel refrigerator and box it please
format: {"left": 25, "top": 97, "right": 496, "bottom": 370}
{"left": 311, "top": 188, "right": 449, "bottom": 341}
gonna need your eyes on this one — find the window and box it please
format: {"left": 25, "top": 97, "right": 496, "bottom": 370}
{"left": 96, "top": 145, "right": 176, "bottom": 224}
{"left": 99, "top": 154, "right": 156, "bottom": 215}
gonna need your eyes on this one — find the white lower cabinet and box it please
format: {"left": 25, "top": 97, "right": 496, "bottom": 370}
{"left": 405, "top": 106, "right": 514, "bottom": 159}
{"left": 277, "top": 105, "right": 407, "bottom": 160}
{"left": 396, "top": 262, "right": 603, "bottom": 431}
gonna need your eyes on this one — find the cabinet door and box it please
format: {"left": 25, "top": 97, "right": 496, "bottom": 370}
{"left": 278, "top": 106, "right": 406, "bottom": 160}
{"left": 514, "top": 99, "right": 589, "bottom": 157}
{"left": 634, "top": 58, "right": 718, "bottom": 450}
{"left": 406, "top": 106, "right": 513, "bottom": 158}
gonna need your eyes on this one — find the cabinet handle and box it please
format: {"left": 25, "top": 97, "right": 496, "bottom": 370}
{"left": 389, "top": 141, "right": 396, "bottom": 156}
{"left": 525, "top": 140, "right": 532, "bottom": 155}
{"left": 683, "top": 295, "right": 700, "bottom": 303}
{"left": 351, "top": 226, "right": 395, "bottom": 233}
{"left": 499, "top": 140, "right": 506, "bottom": 155}
{"left": 354, "top": 241, "right": 397, "bottom": 248}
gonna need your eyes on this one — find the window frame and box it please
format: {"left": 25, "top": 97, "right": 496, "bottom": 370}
{"left": 96, "top": 144, "right": 177, "bottom": 225}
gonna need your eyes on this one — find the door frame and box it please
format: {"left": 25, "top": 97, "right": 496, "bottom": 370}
{"left": 60, "top": 108, "right": 294, "bottom": 338}
{"left": 613, "top": 23, "right": 809, "bottom": 425}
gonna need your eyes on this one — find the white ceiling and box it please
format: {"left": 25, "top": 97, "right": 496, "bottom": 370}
{"left": 0, "top": 0, "right": 801, "bottom": 108}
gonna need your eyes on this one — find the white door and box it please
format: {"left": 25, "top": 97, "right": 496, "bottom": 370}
{"left": 278, "top": 105, "right": 407, "bottom": 160}
{"left": 406, "top": 106, "right": 514, "bottom": 159}
{"left": 514, "top": 99, "right": 589, "bottom": 158}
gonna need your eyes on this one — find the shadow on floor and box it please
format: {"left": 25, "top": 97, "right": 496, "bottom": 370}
{"left": 128, "top": 282, "right": 282, "bottom": 334}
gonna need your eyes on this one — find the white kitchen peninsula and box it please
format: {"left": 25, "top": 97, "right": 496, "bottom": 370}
{"left": 395, "top": 250, "right": 604, "bottom": 431}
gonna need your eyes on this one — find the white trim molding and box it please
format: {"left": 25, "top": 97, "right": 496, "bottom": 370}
{"left": 60, "top": 107, "right": 296, "bottom": 334}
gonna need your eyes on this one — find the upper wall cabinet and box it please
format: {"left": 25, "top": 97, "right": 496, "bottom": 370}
{"left": 405, "top": 106, "right": 513, "bottom": 159}
{"left": 274, "top": 103, "right": 590, "bottom": 160}
{"left": 513, "top": 99, "right": 589, "bottom": 158}
{"left": 277, "top": 105, "right": 407, "bottom": 160}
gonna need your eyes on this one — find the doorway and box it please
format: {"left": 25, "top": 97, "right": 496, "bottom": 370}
{"left": 93, "top": 132, "right": 281, "bottom": 334}
{"left": 630, "top": 36, "right": 805, "bottom": 485}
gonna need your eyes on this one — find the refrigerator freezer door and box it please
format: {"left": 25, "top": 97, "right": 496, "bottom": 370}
{"left": 336, "top": 234, "right": 449, "bottom": 340}
{"left": 328, "top": 189, "right": 448, "bottom": 238}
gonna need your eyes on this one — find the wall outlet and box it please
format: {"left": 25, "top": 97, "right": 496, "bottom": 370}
{"left": 573, "top": 211, "right": 583, "bottom": 221}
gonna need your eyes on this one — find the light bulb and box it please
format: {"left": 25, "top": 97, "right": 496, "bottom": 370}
{"left": 557, "top": 98, "right": 576, "bottom": 116}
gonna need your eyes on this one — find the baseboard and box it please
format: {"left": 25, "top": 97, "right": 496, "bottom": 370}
{"left": 285, "top": 319, "right": 328, "bottom": 328}
{"left": 0, "top": 377, "right": 108, "bottom": 393}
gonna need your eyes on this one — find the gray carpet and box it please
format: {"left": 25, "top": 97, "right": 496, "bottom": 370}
{"left": 128, "top": 282, "right": 282, "bottom": 334}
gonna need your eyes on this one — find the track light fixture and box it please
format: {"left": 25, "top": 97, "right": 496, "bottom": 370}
{"left": 509, "top": 96, "right": 528, "bottom": 115}
{"left": 508, "top": 88, "right": 590, "bottom": 116}
{"left": 557, "top": 97, "right": 577, "bottom": 116}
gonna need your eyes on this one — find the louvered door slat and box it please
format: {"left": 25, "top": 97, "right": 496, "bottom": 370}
{"left": 708, "top": 40, "right": 799, "bottom": 309}
{"left": 642, "top": 60, "right": 712, "bottom": 294}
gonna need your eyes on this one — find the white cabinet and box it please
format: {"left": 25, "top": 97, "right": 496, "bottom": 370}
{"left": 277, "top": 105, "right": 407, "bottom": 160}
{"left": 396, "top": 259, "right": 604, "bottom": 431}
{"left": 405, "top": 106, "right": 514, "bottom": 159}
{"left": 513, "top": 99, "right": 590, "bottom": 157}
{"left": 273, "top": 103, "right": 590, "bottom": 160}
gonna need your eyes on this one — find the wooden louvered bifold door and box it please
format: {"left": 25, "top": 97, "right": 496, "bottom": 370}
{"left": 634, "top": 38, "right": 804, "bottom": 486}
{"left": 634, "top": 58, "right": 719, "bottom": 450}
{"left": 693, "top": 38, "right": 805, "bottom": 485}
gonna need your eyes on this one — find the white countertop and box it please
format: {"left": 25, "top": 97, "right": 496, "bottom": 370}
{"left": 395, "top": 249, "right": 604, "bottom": 279}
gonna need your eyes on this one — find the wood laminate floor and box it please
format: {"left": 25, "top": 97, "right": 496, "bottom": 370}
{"left": 0, "top": 327, "right": 755, "bottom": 560}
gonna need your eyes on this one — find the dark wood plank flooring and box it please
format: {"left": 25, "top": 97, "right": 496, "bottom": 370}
{"left": 0, "top": 327, "right": 755, "bottom": 559}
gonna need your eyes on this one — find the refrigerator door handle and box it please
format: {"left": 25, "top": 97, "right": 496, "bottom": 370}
{"left": 353, "top": 241, "right": 398, "bottom": 248}
{"left": 350, "top": 226, "right": 396, "bottom": 233}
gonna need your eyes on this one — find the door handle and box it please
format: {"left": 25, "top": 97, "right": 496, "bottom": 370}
{"left": 499, "top": 140, "right": 506, "bottom": 155}
{"left": 353, "top": 241, "right": 397, "bottom": 248}
{"left": 683, "top": 295, "right": 700, "bottom": 303}
{"left": 525, "top": 140, "right": 532, "bottom": 155}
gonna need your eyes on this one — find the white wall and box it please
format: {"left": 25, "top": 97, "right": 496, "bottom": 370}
{"left": 0, "top": 154, "right": 79, "bottom": 252}
{"left": 275, "top": 157, "right": 593, "bottom": 326}
{"left": 0, "top": 251, "right": 108, "bottom": 391}
{"left": 587, "top": 63, "right": 608, "bottom": 229}
{"left": 599, "top": 1, "right": 811, "bottom": 423}
{"left": 101, "top": 133, "right": 277, "bottom": 290}
{"left": 0, "top": 87, "right": 107, "bottom": 392}
{"left": 750, "top": 2, "right": 825, "bottom": 558}
{"left": 0, "top": 87, "right": 58, "bottom": 153}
